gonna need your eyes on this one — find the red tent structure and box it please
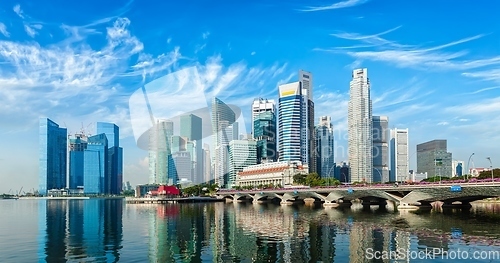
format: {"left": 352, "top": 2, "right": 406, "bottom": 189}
{"left": 157, "top": 185, "right": 180, "bottom": 196}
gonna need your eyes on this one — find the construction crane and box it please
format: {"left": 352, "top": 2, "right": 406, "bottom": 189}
{"left": 17, "top": 187, "right": 23, "bottom": 197}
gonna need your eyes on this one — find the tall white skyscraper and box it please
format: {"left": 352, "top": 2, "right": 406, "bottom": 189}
{"left": 203, "top": 143, "right": 212, "bottom": 183}
{"left": 215, "top": 121, "right": 238, "bottom": 187}
{"left": 348, "top": 68, "right": 373, "bottom": 183}
{"left": 390, "top": 128, "right": 409, "bottom": 182}
{"left": 278, "top": 70, "right": 315, "bottom": 172}
{"left": 251, "top": 98, "right": 275, "bottom": 136}
{"left": 373, "top": 116, "right": 389, "bottom": 182}
{"left": 211, "top": 97, "right": 237, "bottom": 187}
{"left": 148, "top": 120, "right": 173, "bottom": 184}
{"left": 315, "top": 116, "right": 335, "bottom": 177}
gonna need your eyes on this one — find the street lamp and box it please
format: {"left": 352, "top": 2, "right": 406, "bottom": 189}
{"left": 467, "top": 153, "right": 475, "bottom": 181}
{"left": 326, "top": 165, "right": 336, "bottom": 187}
{"left": 487, "top": 157, "right": 494, "bottom": 182}
{"left": 374, "top": 168, "right": 383, "bottom": 184}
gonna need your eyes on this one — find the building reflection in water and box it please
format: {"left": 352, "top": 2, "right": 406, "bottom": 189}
{"left": 38, "top": 199, "right": 123, "bottom": 263}
{"left": 141, "top": 202, "right": 420, "bottom": 263}
{"left": 149, "top": 203, "right": 219, "bottom": 263}
{"left": 27, "top": 197, "right": 500, "bottom": 262}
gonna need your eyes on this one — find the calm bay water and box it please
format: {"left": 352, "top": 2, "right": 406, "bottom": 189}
{"left": 1, "top": 199, "right": 500, "bottom": 262}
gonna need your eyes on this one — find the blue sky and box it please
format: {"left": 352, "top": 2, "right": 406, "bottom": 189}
{"left": 1, "top": 0, "right": 500, "bottom": 193}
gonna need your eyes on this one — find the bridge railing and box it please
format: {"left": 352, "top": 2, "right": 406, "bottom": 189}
{"left": 217, "top": 178, "right": 500, "bottom": 194}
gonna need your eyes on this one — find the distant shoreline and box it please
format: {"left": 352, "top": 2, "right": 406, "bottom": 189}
{"left": 19, "top": 196, "right": 125, "bottom": 200}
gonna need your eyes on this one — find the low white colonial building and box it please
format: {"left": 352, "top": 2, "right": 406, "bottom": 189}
{"left": 236, "top": 161, "right": 308, "bottom": 187}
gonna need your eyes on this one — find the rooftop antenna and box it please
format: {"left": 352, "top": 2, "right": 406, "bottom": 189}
{"left": 86, "top": 123, "right": 93, "bottom": 137}
{"left": 64, "top": 121, "right": 72, "bottom": 139}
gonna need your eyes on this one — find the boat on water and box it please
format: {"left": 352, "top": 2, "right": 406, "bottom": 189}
{"left": 0, "top": 195, "right": 19, "bottom": 200}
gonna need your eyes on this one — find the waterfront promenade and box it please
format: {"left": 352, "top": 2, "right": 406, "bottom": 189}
{"left": 126, "top": 196, "right": 224, "bottom": 204}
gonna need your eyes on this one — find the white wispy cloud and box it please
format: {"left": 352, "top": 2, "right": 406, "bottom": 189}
{"left": 444, "top": 98, "right": 500, "bottom": 146}
{"left": 128, "top": 56, "right": 290, "bottom": 143}
{"left": 24, "top": 24, "right": 37, "bottom": 37}
{"left": 0, "top": 17, "right": 180, "bottom": 136}
{"left": 13, "top": 4, "right": 24, "bottom": 19}
{"left": 194, "top": 43, "right": 207, "bottom": 54}
{"left": 372, "top": 78, "right": 435, "bottom": 109}
{"left": 331, "top": 26, "right": 403, "bottom": 47}
{"left": 462, "top": 69, "right": 500, "bottom": 83}
{"left": 463, "top": 86, "right": 500, "bottom": 95}
{"left": 0, "top": 23, "right": 10, "bottom": 37}
{"left": 320, "top": 28, "right": 500, "bottom": 75}
{"left": 300, "top": 0, "right": 370, "bottom": 12}
{"left": 202, "top": 31, "right": 210, "bottom": 39}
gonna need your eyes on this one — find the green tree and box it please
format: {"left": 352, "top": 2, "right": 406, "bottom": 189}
{"left": 422, "top": 176, "right": 450, "bottom": 182}
{"left": 122, "top": 190, "right": 135, "bottom": 196}
{"left": 293, "top": 173, "right": 307, "bottom": 185}
{"left": 478, "top": 168, "right": 500, "bottom": 179}
{"left": 322, "top": 177, "right": 341, "bottom": 186}
{"left": 305, "top": 173, "right": 324, "bottom": 187}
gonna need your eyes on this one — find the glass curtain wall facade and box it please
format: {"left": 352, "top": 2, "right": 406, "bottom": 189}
{"left": 84, "top": 134, "right": 108, "bottom": 194}
{"left": 69, "top": 134, "right": 88, "bottom": 190}
{"left": 212, "top": 97, "right": 237, "bottom": 187}
{"left": 180, "top": 114, "right": 204, "bottom": 184}
{"left": 39, "top": 118, "right": 67, "bottom": 195}
{"left": 278, "top": 82, "right": 303, "bottom": 162}
{"left": 372, "top": 116, "right": 389, "bottom": 183}
{"left": 254, "top": 111, "right": 277, "bottom": 163}
{"left": 315, "top": 116, "right": 335, "bottom": 178}
{"left": 97, "top": 122, "right": 123, "bottom": 194}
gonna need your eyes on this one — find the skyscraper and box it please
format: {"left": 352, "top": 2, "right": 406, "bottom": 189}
{"left": 215, "top": 121, "right": 238, "bottom": 187}
{"left": 254, "top": 111, "right": 277, "bottom": 163}
{"left": 300, "top": 70, "right": 316, "bottom": 174}
{"left": 372, "top": 116, "right": 389, "bottom": 182}
{"left": 69, "top": 134, "right": 88, "bottom": 190}
{"left": 212, "top": 97, "right": 236, "bottom": 147}
{"left": 83, "top": 134, "right": 108, "bottom": 194}
{"left": 180, "top": 114, "right": 204, "bottom": 183}
{"left": 97, "top": 122, "right": 123, "bottom": 194}
{"left": 278, "top": 82, "right": 302, "bottom": 162}
{"left": 390, "top": 128, "right": 409, "bottom": 182}
{"left": 251, "top": 98, "right": 275, "bottom": 137}
{"left": 171, "top": 151, "right": 192, "bottom": 183}
{"left": 211, "top": 97, "right": 237, "bottom": 187}
{"left": 39, "top": 118, "right": 67, "bottom": 195}
{"left": 315, "top": 116, "right": 335, "bottom": 177}
{"left": 203, "top": 144, "right": 212, "bottom": 183}
{"left": 417, "top": 140, "right": 452, "bottom": 177}
{"left": 149, "top": 120, "right": 174, "bottom": 185}
{"left": 278, "top": 70, "right": 314, "bottom": 172}
{"left": 228, "top": 140, "right": 257, "bottom": 187}
{"left": 348, "top": 68, "right": 373, "bottom": 183}
{"left": 452, "top": 160, "right": 464, "bottom": 177}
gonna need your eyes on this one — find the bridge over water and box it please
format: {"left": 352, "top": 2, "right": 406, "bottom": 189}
{"left": 215, "top": 182, "right": 500, "bottom": 209}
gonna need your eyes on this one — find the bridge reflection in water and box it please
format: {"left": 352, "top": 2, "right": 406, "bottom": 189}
{"left": 138, "top": 202, "right": 500, "bottom": 262}
{"left": 216, "top": 182, "right": 500, "bottom": 210}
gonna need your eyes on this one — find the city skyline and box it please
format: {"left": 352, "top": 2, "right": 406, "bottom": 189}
{"left": 1, "top": 0, "right": 500, "bottom": 192}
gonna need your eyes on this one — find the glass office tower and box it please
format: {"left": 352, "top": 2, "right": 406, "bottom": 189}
{"left": 97, "top": 122, "right": 123, "bottom": 194}
{"left": 39, "top": 118, "right": 67, "bottom": 195}
{"left": 84, "top": 134, "right": 108, "bottom": 194}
